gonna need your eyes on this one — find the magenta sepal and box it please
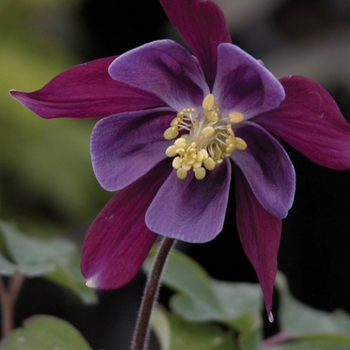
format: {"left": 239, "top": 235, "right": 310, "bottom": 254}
{"left": 234, "top": 165, "right": 281, "bottom": 315}
{"left": 160, "top": 0, "right": 231, "bottom": 88}
{"left": 10, "top": 56, "right": 165, "bottom": 119}
{"left": 256, "top": 75, "right": 350, "bottom": 170}
{"left": 82, "top": 161, "right": 171, "bottom": 289}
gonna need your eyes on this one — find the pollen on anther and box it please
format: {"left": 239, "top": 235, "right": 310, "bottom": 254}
{"left": 177, "top": 168, "right": 188, "bottom": 179}
{"left": 174, "top": 138, "right": 187, "bottom": 149}
{"left": 164, "top": 126, "right": 179, "bottom": 140}
{"left": 165, "top": 145, "right": 177, "bottom": 157}
{"left": 201, "top": 126, "right": 215, "bottom": 138}
{"left": 204, "top": 157, "right": 216, "bottom": 170}
{"left": 172, "top": 157, "right": 182, "bottom": 169}
{"left": 202, "top": 94, "right": 215, "bottom": 110}
{"left": 195, "top": 167, "right": 206, "bottom": 180}
{"left": 229, "top": 111, "right": 245, "bottom": 124}
{"left": 235, "top": 137, "right": 248, "bottom": 150}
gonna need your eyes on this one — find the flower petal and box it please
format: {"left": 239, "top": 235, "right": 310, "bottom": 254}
{"left": 255, "top": 75, "right": 350, "bottom": 170}
{"left": 234, "top": 165, "right": 281, "bottom": 316}
{"left": 91, "top": 108, "right": 174, "bottom": 191}
{"left": 81, "top": 161, "right": 171, "bottom": 289}
{"left": 10, "top": 56, "right": 164, "bottom": 119}
{"left": 213, "top": 44, "right": 285, "bottom": 118}
{"left": 231, "top": 124, "right": 295, "bottom": 218}
{"left": 108, "top": 40, "right": 209, "bottom": 110}
{"left": 146, "top": 160, "right": 231, "bottom": 243}
{"left": 160, "top": 0, "right": 231, "bottom": 88}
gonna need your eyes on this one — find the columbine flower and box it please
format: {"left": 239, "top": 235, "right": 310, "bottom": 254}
{"left": 10, "top": 0, "right": 350, "bottom": 317}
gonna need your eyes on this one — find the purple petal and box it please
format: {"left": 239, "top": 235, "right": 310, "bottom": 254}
{"left": 255, "top": 75, "right": 350, "bottom": 170}
{"left": 231, "top": 124, "right": 295, "bottom": 218}
{"left": 234, "top": 165, "right": 281, "bottom": 315}
{"left": 108, "top": 40, "right": 209, "bottom": 110}
{"left": 10, "top": 56, "right": 164, "bottom": 119}
{"left": 213, "top": 44, "right": 285, "bottom": 118}
{"left": 91, "top": 108, "right": 174, "bottom": 191}
{"left": 160, "top": 0, "right": 231, "bottom": 88}
{"left": 146, "top": 160, "right": 231, "bottom": 243}
{"left": 81, "top": 161, "right": 172, "bottom": 289}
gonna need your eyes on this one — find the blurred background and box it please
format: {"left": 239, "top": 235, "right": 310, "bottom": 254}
{"left": 1, "top": 0, "right": 350, "bottom": 348}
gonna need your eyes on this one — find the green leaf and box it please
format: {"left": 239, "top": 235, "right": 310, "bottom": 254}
{"left": 44, "top": 255, "right": 97, "bottom": 305}
{"left": 266, "top": 334, "right": 350, "bottom": 350}
{"left": 152, "top": 305, "right": 171, "bottom": 350}
{"left": 0, "top": 221, "right": 97, "bottom": 304}
{"left": 144, "top": 247, "right": 262, "bottom": 326}
{"left": 239, "top": 327, "right": 263, "bottom": 350}
{"left": 0, "top": 254, "right": 18, "bottom": 275}
{"left": 0, "top": 315, "right": 92, "bottom": 350}
{"left": 276, "top": 273, "right": 350, "bottom": 336}
{"left": 144, "top": 246, "right": 215, "bottom": 302}
{"left": 0, "top": 221, "right": 75, "bottom": 266}
{"left": 152, "top": 306, "right": 238, "bottom": 350}
{"left": 229, "top": 313, "right": 263, "bottom": 350}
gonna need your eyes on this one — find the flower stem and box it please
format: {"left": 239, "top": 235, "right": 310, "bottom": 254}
{"left": 0, "top": 274, "right": 25, "bottom": 338}
{"left": 131, "top": 237, "right": 176, "bottom": 350}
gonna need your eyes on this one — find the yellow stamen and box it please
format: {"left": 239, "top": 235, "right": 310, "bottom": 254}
{"left": 174, "top": 138, "right": 187, "bottom": 149}
{"left": 201, "top": 126, "right": 215, "bottom": 138}
{"left": 172, "top": 156, "right": 182, "bottom": 169}
{"left": 206, "top": 110, "right": 219, "bottom": 122}
{"left": 165, "top": 145, "right": 177, "bottom": 157}
{"left": 235, "top": 137, "right": 248, "bottom": 150}
{"left": 203, "top": 157, "right": 216, "bottom": 170}
{"left": 177, "top": 168, "right": 188, "bottom": 179}
{"left": 164, "top": 126, "right": 179, "bottom": 140}
{"left": 164, "top": 94, "right": 248, "bottom": 180}
{"left": 202, "top": 93, "right": 215, "bottom": 110}
{"left": 194, "top": 167, "right": 206, "bottom": 180}
{"left": 229, "top": 111, "right": 245, "bottom": 123}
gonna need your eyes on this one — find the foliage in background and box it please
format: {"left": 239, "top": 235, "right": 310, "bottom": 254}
{"left": 0, "top": 223, "right": 349, "bottom": 349}
{"left": 0, "top": 220, "right": 96, "bottom": 348}
{"left": 0, "top": 220, "right": 96, "bottom": 304}
{"left": 0, "top": 0, "right": 110, "bottom": 228}
{"left": 145, "top": 246, "right": 350, "bottom": 350}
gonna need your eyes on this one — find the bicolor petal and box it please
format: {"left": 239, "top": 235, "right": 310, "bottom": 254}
{"left": 213, "top": 44, "right": 285, "bottom": 119}
{"left": 108, "top": 40, "right": 209, "bottom": 110}
{"left": 146, "top": 160, "right": 231, "bottom": 243}
{"left": 231, "top": 123, "right": 295, "bottom": 218}
{"left": 160, "top": 0, "right": 231, "bottom": 88}
{"left": 10, "top": 56, "right": 165, "bottom": 119}
{"left": 91, "top": 108, "right": 174, "bottom": 191}
{"left": 82, "top": 161, "right": 171, "bottom": 289}
{"left": 234, "top": 165, "right": 282, "bottom": 317}
{"left": 255, "top": 75, "right": 350, "bottom": 170}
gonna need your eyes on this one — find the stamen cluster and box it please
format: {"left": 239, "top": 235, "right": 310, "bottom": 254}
{"left": 164, "top": 94, "right": 247, "bottom": 180}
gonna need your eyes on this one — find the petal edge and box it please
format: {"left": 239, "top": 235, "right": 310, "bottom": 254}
{"left": 82, "top": 161, "right": 171, "bottom": 289}
{"left": 234, "top": 165, "right": 281, "bottom": 315}
{"left": 160, "top": 0, "right": 231, "bottom": 88}
{"left": 255, "top": 75, "right": 350, "bottom": 170}
{"left": 11, "top": 56, "right": 164, "bottom": 119}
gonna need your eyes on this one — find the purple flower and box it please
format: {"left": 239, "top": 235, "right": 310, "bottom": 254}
{"left": 10, "top": 0, "right": 350, "bottom": 316}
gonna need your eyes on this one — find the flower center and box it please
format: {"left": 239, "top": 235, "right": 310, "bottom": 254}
{"left": 163, "top": 94, "right": 247, "bottom": 180}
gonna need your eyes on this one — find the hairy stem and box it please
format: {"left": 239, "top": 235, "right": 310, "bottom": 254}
{"left": 132, "top": 237, "right": 176, "bottom": 350}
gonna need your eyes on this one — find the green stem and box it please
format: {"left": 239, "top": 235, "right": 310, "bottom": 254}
{"left": 131, "top": 237, "right": 176, "bottom": 350}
